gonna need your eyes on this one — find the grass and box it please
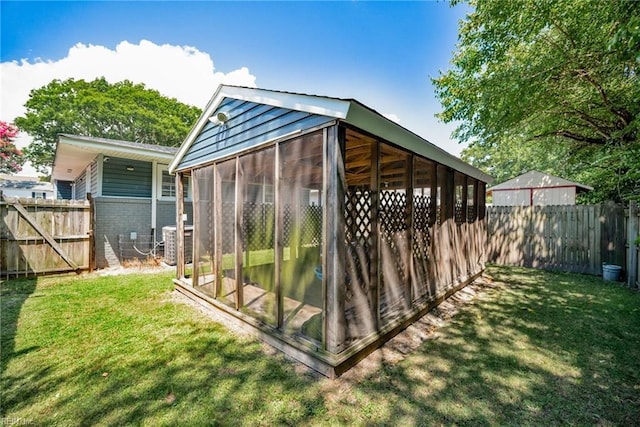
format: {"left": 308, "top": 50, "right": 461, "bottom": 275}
{"left": 1, "top": 266, "right": 639, "bottom": 425}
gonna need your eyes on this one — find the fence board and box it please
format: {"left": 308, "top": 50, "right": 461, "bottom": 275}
{"left": 487, "top": 203, "right": 633, "bottom": 278}
{"left": 1, "top": 193, "right": 92, "bottom": 277}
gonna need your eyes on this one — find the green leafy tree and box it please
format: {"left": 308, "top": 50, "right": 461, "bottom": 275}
{"left": 15, "top": 78, "right": 202, "bottom": 173}
{"left": 434, "top": 0, "right": 640, "bottom": 203}
{"left": 0, "top": 121, "right": 24, "bottom": 174}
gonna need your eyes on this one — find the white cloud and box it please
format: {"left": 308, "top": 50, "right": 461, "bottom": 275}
{"left": 0, "top": 40, "right": 257, "bottom": 175}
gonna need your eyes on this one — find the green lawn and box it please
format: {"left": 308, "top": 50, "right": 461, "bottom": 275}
{"left": 1, "top": 266, "right": 639, "bottom": 425}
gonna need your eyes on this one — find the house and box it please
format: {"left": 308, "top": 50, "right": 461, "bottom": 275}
{"left": 51, "top": 135, "right": 192, "bottom": 268}
{"left": 0, "top": 174, "right": 53, "bottom": 199}
{"left": 168, "top": 85, "right": 493, "bottom": 377}
{"left": 487, "top": 170, "right": 593, "bottom": 206}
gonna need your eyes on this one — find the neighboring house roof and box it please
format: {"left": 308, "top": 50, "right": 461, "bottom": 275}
{"left": 0, "top": 174, "right": 53, "bottom": 193}
{"left": 52, "top": 134, "right": 178, "bottom": 181}
{"left": 169, "top": 85, "right": 493, "bottom": 183}
{"left": 487, "top": 170, "right": 593, "bottom": 193}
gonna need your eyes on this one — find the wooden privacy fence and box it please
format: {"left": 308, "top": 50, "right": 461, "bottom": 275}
{"left": 0, "top": 192, "right": 94, "bottom": 277}
{"left": 487, "top": 201, "right": 639, "bottom": 287}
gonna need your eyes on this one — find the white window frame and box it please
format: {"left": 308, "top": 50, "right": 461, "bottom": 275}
{"left": 157, "top": 165, "right": 191, "bottom": 201}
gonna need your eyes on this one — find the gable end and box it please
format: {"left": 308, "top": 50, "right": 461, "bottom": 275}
{"left": 175, "top": 98, "right": 335, "bottom": 170}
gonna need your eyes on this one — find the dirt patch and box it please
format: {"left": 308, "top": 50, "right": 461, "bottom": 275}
{"left": 90, "top": 261, "right": 175, "bottom": 277}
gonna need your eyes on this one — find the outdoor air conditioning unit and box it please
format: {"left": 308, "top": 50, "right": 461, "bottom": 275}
{"left": 162, "top": 225, "right": 193, "bottom": 266}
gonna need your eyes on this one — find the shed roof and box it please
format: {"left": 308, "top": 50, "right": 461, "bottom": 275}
{"left": 52, "top": 134, "right": 178, "bottom": 181}
{"left": 169, "top": 85, "right": 493, "bottom": 183}
{"left": 487, "top": 170, "right": 593, "bottom": 192}
{"left": 0, "top": 174, "right": 53, "bottom": 192}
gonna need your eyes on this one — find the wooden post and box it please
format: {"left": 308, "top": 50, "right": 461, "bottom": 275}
{"left": 275, "top": 142, "right": 284, "bottom": 327}
{"left": 628, "top": 201, "right": 639, "bottom": 288}
{"left": 191, "top": 172, "right": 200, "bottom": 288}
{"left": 235, "top": 157, "right": 244, "bottom": 309}
{"left": 446, "top": 167, "right": 454, "bottom": 220}
{"left": 405, "top": 155, "right": 414, "bottom": 305}
{"left": 176, "top": 172, "right": 185, "bottom": 279}
{"left": 370, "top": 139, "right": 380, "bottom": 331}
{"left": 214, "top": 164, "right": 223, "bottom": 298}
{"left": 429, "top": 161, "right": 437, "bottom": 225}
{"left": 87, "top": 193, "right": 96, "bottom": 272}
{"left": 324, "top": 125, "right": 347, "bottom": 353}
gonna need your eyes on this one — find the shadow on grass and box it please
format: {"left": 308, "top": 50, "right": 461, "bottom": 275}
{"left": 1, "top": 278, "right": 39, "bottom": 418}
{"left": 3, "top": 267, "right": 639, "bottom": 425}
{"left": 1, "top": 278, "right": 38, "bottom": 395}
{"left": 344, "top": 266, "right": 640, "bottom": 425}
{"left": 1, "top": 273, "right": 325, "bottom": 425}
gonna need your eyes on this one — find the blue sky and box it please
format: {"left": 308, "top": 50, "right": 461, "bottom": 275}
{"left": 1, "top": 1, "right": 469, "bottom": 174}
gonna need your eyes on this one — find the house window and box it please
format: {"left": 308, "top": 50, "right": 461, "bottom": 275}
{"left": 160, "top": 169, "right": 190, "bottom": 199}
{"left": 32, "top": 192, "right": 47, "bottom": 199}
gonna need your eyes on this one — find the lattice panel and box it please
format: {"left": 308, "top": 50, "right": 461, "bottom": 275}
{"left": 379, "top": 190, "right": 409, "bottom": 321}
{"left": 413, "top": 194, "right": 432, "bottom": 264}
{"left": 221, "top": 202, "right": 235, "bottom": 254}
{"left": 344, "top": 187, "right": 372, "bottom": 287}
{"left": 345, "top": 187, "right": 372, "bottom": 245}
{"left": 242, "top": 203, "right": 275, "bottom": 251}
{"left": 344, "top": 187, "right": 374, "bottom": 342}
{"left": 467, "top": 205, "right": 477, "bottom": 223}
{"left": 300, "top": 205, "right": 322, "bottom": 246}
{"left": 282, "top": 205, "right": 292, "bottom": 246}
{"left": 454, "top": 200, "right": 465, "bottom": 225}
{"left": 280, "top": 205, "right": 321, "bottom": 247}
{"left": 413, "top": 195, "right": 432, "bottom": 232}
{"left": 380, "top": 190, "right": 408, "bottom": 233}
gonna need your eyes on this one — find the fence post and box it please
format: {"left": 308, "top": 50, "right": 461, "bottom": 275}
{"left": 87, "top": 193, "right": 96, "bottom": 272}
{"left": 627, "top": 201, "right": 639, "bottom": 288}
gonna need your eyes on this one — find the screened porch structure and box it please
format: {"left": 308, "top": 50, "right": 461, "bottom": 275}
{"left": 169, "top": 86, "right": 492, "bottom": 377}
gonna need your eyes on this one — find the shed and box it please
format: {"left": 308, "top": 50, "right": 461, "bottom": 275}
{"left": 51, "top": 135, "right": 193, "bottom": 267}
{"left": 169, "top": 85, "right": 493, "bottom": 377}
{"left": 487, "top": 170, "right": 593, "bottom": 206}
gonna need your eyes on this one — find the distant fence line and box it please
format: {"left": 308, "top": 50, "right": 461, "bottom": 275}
{"left": 487, "top": 201, "right": 639, "bottom": 288}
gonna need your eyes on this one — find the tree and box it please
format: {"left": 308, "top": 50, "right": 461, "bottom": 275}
{"left": 0, "top": 121, "right": 24, "bottom": 174}
{"left": 433, "top": 0, "right": 640, "bottom": 203}
{"left": 15, "top": 78, "right": 202, "bottom": 173}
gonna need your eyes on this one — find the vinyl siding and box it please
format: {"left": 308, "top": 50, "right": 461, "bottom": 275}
{"left": 532, "top": 187, "right": 576, "bottom": 205}
{"left": 177, "top": 98, "right": 334, "bottom": 170}
{"left": 75, "top": 171, "right": 87, "bottom": 200}
{"left": 102, "top": 157, "right": 152, "bottom": 198}
{"left": 56, "top": 180, "right": 73, "bottom": 200}
{"left": 90, "top": 160, "right": 98, "bottom": 196}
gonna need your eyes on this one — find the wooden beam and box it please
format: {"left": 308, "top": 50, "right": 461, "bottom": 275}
{"left": 3, "top": 194, "right": 79, "bottom": 271}
{"left": 191, "top": 172, "right": 200, "bottom": 288}
{"left": 214, "top": 164, "right": 223, "bottom": 298}
{"left": 324, "top": 125, "right": 347, "bottom": 353}
{"left": 235, "top": 157, "right": 244, "bottom": 309}
{"left": 275, "top": 141, "right": 284, "bottom": 327}
{"left": 87, "top": 193, "right": 96, "bottom": 272}
{"left": 406, "top": 156, "right": 414, "bottom": 305}
{"left": 370, "top": 139, "right": 380, "bottom": 330}
{"left": 176, "top": 172, "right": 185, "bottom": 279}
